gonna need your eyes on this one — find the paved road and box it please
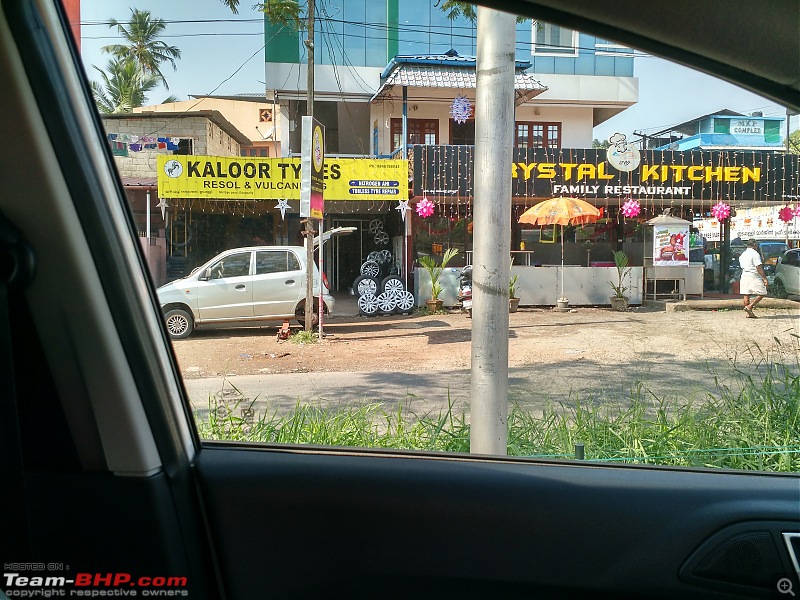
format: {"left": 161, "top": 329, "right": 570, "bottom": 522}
{"left": 184, "top": 359, "right": 742, "bottom": 421}
{"left": 182, "top": 296, "right": 800, "bottom": 421}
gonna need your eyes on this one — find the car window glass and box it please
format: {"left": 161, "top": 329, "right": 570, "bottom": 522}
{"left": 78, "top": 1, "right": 800, "bottom": 472}
{"left": 256, "top": 251, "right": 300, "bottom": 275}
{"left": 208, "top": 252, "right": 251, "bottom": 279}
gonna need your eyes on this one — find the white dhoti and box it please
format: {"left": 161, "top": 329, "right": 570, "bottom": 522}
{"left": 740, "top": 272, "right": 767, "bottom": 296}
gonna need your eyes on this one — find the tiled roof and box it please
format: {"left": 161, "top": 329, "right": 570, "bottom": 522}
{"left": 120, "top": 176, "right": 157, "bottom": 188}
{"left": 371, "top": 64, "right": 547, "bottom": 104}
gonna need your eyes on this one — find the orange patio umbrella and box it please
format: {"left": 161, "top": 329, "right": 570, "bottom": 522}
{"left": 518, "top": 196, "right": 601, "bottom": 227}
{"left": 518, "top": 197, "right": 601, "bottom": 301}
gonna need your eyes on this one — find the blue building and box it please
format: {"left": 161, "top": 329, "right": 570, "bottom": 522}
{"left": 646, "top": 109, "right": 786, "bottom": 151}
{"left": 263, "top": 0, "right": 638, "bottom": 155}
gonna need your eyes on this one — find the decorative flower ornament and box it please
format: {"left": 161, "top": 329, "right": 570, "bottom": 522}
{"left": 620, "top": 199, "right": 640, "bottom": 218}
{"left": 710, "top": 201, "right": 731, "bottom": 220}
{"left": 778, "top": 206, "right": 796, "bottom": 222}
{"left": 416, "top": 198, "right": 436, "bottom": 218}
{"left": 796, "top": 206, "right": 800, "bottom": 218}
{"left": 450, "top": 94, "right": 472, "bottom": 124}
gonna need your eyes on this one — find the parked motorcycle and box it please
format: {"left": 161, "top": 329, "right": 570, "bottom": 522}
{"left": 457, "top": 265, "right": 473, "bottom": 317}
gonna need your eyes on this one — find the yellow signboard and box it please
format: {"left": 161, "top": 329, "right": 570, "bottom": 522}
{"left": 157, "top": 155, "right": 408, "bottom": 201}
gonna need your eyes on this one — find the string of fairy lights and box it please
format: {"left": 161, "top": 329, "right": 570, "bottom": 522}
{"left": 412, "top": 145, "right": 800, "bottom": 228}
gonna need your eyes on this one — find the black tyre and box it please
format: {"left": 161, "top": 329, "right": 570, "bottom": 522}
{"left": 164, "top": 308, "right": 193, "bottom": 339}
{"left": 353, "top": 275, "right": 379, "bottom": 297}
{"left": 358, "top": 293, "right": 380, "bottom": 316}
{"left": 381, "top": 276, "right": 405, "bottom": 297}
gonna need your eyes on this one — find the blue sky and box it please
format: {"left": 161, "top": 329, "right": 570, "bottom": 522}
{"left": 79, "top": 0, "right": 796, "bottom": 144}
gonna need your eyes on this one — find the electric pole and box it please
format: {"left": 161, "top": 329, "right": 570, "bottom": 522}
{"left": 303, "top": 0, "right": 315, "bottom": 332}
{"left": 470, "top": 7, "right": 516, "bottom": 456}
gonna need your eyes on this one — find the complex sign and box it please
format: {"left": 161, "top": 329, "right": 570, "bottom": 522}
{"left": 157, "top": 155, "right": 408, "bottom": 201}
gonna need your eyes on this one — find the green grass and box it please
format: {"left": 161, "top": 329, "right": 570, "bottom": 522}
{"left": 195, "top": 347, "right": 800, "bottom": 472}
{"left": 290, "top": 329, "right": 318, "bottom": 344}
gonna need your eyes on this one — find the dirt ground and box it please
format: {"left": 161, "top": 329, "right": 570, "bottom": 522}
{"left": 171, "top": 303, "right": 800, "bottom": 380}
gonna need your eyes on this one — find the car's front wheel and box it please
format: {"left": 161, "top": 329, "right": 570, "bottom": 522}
{"left": 295, "top": 303, "right": 321, "bottom": 328}
{"left": 164, "top": 308, "right": 193, "bottom": 339}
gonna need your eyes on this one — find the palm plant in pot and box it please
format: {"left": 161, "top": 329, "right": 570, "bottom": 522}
{"left": 509, "top": 274, "right": 520, "bottom": 312}
{"left": 419, "top": 247, "right": 458, "bottom": 312}
{"left": 609, "top": 250, "right": 631, "bottom": 311}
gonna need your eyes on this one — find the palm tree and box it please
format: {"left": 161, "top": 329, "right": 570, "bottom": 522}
{"left": 221, "top": 0, "right": 303, "bottom": 29}
{"left": 91, "top": 58, "right": 160, "bottom": 114}
{"left": 102, "top": 9, "right": 181, "bottom": 89}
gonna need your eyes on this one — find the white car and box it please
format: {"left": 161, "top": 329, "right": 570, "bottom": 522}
{"left": 773, "top": 249, "right": 800, "bottom": 297}
{"left": 157, "top": 246, "right": 334, "bottom": 338}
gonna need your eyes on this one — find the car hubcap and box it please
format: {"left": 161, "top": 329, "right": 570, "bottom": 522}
{"left": 167, "top": 314, "right": 188, "bottom": 335}
{"left": 357, "top": 278, "right": 378, "bottom": 295}
{"left": 383, "top": 278, "right": 404, "bottom": 296}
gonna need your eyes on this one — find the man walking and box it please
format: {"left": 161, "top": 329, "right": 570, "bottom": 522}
{"left": 738, "top": 239, "right": 769, "bottom": 318}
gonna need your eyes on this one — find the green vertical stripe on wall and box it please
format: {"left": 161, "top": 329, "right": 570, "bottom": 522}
{"left": 764, "top": 120, "right": 781, "bottom": 143}
{"left": 387, "top": 0, "right": 399, "bottom": 61}
{"left": 714, "top": 119, "right": 730, "bottom": 134}
{"left": 264, "top": 14, "right": 300, "bottom": 63}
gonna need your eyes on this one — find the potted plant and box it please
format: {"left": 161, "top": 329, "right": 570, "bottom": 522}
{"left": 419, "top": 247, "right": 458, "bottom": 312}
{"left": 509, "top": 274, "right": 520, "bottom": 312}
{"left": 609, "top": 250, "right": 631, "bottom": 311}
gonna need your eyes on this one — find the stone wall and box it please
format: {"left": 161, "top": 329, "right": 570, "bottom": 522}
{"left": 102, "top": 115, "right": 242, "bottom": 178}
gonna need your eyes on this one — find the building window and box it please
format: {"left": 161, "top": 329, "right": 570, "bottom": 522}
{"left": 175, "top": 138, "right": 193, "bottom": 155}
{"left": 533, "top": 23, "right": 577, "bottom": 56}
{"left": 515, "top": 122, "right": 561, "bottom": 148}
{"left": 391, "top": 118, "right": 439, "bottom": 151}
{"left": 240, "top": 147, "right": 270, "bottom": 157}
{"left": 449, "top": 119, "right": 476, "bottom": 145}
{"left": 595, "top": 39, "right": 635, "bottom": 57}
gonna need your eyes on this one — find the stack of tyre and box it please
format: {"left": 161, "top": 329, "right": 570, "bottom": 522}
{"left": 353, "top": 250, "right": 415, "bottom": 316}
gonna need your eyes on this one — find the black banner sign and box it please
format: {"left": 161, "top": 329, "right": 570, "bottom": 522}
{"left": 412, "top": 146, "right": 800, "bottom": 201}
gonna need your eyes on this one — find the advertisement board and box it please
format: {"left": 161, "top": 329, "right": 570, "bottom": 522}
{"left": 653, "top": 225, "right": 690, "bottom": 266}
{"left": 157, "top": 155, "right": 408, "bottom": 201}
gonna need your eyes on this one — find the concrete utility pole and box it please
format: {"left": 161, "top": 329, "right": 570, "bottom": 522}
{"left": 470, "top": 7, "right": 516, "bottom": 455}
{"left": 303, "top": 0, "right": 315, "bottom": 332}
